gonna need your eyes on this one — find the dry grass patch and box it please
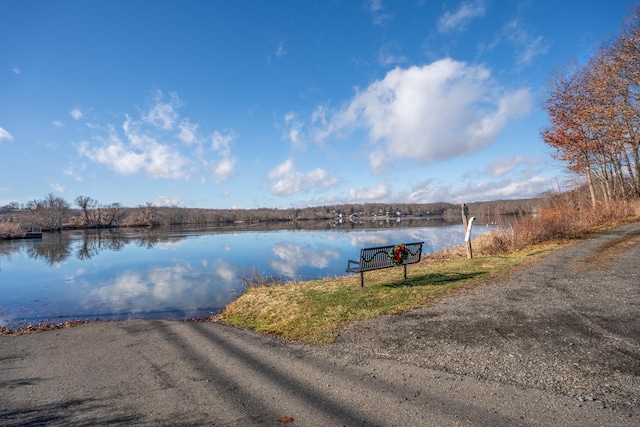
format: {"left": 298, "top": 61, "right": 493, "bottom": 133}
{"left": 0, "top": 221, "right": 25, "bottom": 240}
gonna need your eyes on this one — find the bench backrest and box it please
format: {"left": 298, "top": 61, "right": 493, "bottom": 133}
{"left": 358, "top": 242, "right": 423, "bottom": 272}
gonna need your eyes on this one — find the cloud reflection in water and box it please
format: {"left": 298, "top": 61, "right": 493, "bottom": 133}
{"left": 83, "top": 259, "right": 237, "bottom": 320}
{"left": 269, "top": 241, "right": 341, "bottom": 279}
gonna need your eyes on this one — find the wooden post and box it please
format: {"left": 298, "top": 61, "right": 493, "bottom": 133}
{"left": 461, "top": 203, "right": 469, "bottom": 232}
{"left": 461, "top": 204, "right": 473, "bottom": 259}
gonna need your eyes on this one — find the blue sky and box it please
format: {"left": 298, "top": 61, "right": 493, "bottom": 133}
{"left": 1, "top": 1, "right": 637, "bottom": 209}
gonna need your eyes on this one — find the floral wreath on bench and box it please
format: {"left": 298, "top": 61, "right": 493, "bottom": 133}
{"left": 388, "top": 243, "right": 409, "bottom": 266}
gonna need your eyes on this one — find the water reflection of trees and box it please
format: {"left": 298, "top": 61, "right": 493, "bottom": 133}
{"left": 76, "top": 230, "right": 128, "bottom": 260}
{"left": 76, "top": 230, "right": 187, "bottom": 258}
{"left": 27, "top": 233, "right": 73, "bottom": 266}
{"left": 133, "top": 232, "right": 172, "bottom": 249}
{"left": 13, "top": 230, "right": 190, "bottom": 265}
{"left": 6, "top": 218, "right": 472, "bottom": 266}
{"left": 167, "top": 217, "right": 461, "bottom": 233}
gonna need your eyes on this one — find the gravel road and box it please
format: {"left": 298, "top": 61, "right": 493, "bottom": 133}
{"left": 1, "top": 223, "right": 639, "bottom": 426}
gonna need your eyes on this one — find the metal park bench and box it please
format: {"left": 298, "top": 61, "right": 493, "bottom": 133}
{"left": 346, "top": 242, "right": 424, "bottom": 287}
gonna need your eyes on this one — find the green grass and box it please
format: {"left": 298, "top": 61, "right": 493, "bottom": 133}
{"left": 218, "top": 242, "right": 564, "bottom": 344}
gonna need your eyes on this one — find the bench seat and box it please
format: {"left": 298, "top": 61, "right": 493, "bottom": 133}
{"left": 346, "top": 242, "right": 424, "bottom": 287}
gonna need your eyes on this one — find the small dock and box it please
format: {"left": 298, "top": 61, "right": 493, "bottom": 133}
{"left": 25, "top": 228, "right": 43, "bottom": 239}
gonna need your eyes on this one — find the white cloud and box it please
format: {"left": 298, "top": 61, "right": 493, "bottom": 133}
{"left": 368, "top": 149, "right": 388, "bottom": 174}
{"left": 12, "top": 65, "right": 21, "bottom": 75}
{"left": 144, "top": 101, "right": 178, "bottom": 130}
{"left": 315, "top": 59, "right": 532, "bottom": 172}
{"left": 0, "top": 127, "right": 14, "bottom": 142}
{"left": 153, "top": 195, "right": 185, "bottom": 207}
{"left": 482, "top": 18, "right": 550, "bottom": 66}
{"left": 437, "top": 0, "right": 486, "bottom": 33}
{"left": 75, "top": 91, "right": 237, "bottom": 184}
{"left": 289, "top": 128, "right": 300, "bottom": 145}
{"left": 409, "top": 175, "right": 553, "bottom": 204}
{"left": 50, "top": 183, "right": 65, "bottom": 193}
{"left": 484, "top": 156, "right": 536, "bottom": 177}
{"left": 464, "top": 176, "right": 553, "bottom": 200}
{"left": 78, "top": 137, "right": 147, "bottom": 176}
{"left": 213, "top": 157, "right": 236, "bottom": 183}
{"left": 70, "top": 108, "right": 83, "bottom": 120}
{"left": 347, "top": 182, "right": 390, "bottom": 203}
{"left": 211, "top": 131, "right": 233, "bottom": 153}
{"left": 311, "top": 105, "right": 328, "bottom": 127}
{"left": 268, "top": 158, "right": 295, "bottom": 179}
{"left": 145, "top": 141, "right": 191, "bottom": 179}
{"left": 178, "top": 120, "right": 198, "bottom": 144}
{"left": 520, "top": 35, "right": 549, "bottom": 64}
{"left": 63, "top": 162, "right": 85, "bottom": 181}
{"left": 210, "top": 131, "right": 236, "bottom": 183}
{"left": 268, "top": 158, "right": 338, "bottom": 197}
{"left": 52, "top": 120, "right": 64, "bottom": 128}
{"left": 504, "top": 19, "right": 550, "bottom": 65}
{"left": 275, "top": 42, "right": 286, "bottom": 58}
{"left": 378, "top": 44, "right": 407, "bottom": 66}
{"left": 78, "top": 118, "right": 192, "bottom": 180}
{"left": 143, "top": 91, "right": 181, "bottom": 130}
{"left": 368, "top": 0, "right": 390, "bottom": 26}
{"left": 369, "top": 0, "right": 383, "bottom": 13}
{"left": 283, "top": 112, "right": 304, "bottom": 147}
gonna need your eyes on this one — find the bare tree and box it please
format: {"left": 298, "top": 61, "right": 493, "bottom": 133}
{"left": 75, "top": 195, "right": 99, "bottom": 227}
{"left": 135, "top": 202, "right": 159, "bottom": 226}
{"left": 102, "top": 202, "right": 125, "bottom": 227}
{"left": 26, "top": 193, "right": 71, "bottom": 231}
{"left": 75, "top": 196, "right": 126, "bottom": 228}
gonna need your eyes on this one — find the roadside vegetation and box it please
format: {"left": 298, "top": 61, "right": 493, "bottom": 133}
{"left": 218, "top": 196, "right": 640, "bottom": 344}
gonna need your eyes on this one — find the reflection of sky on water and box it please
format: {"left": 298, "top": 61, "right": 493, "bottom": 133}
{"left": 345, "top": 227, "right": 467, "bottom": 254}
{"left": 269, "top": 241, "right": 341, "bottom": 279}
{"left": 83, "top": 260, "right": 237, "bottom": 320}
{"left": 0, "top": 223, "right": 490, "bottom": 328}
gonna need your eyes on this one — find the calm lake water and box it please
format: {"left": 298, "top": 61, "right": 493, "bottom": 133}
{"left": 0, "top": 218, "right": 490, "bottom": 329}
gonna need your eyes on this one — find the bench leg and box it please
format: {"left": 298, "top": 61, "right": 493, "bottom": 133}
{"left": 403, "top": 264, "right": 407, "bottom": 280}
{"left": 360, "top": 272, "right": 364, "bottom": 287}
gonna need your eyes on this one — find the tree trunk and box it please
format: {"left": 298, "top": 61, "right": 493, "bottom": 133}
{"left": 586, "top": 163, "right": 598, "bottom": 208}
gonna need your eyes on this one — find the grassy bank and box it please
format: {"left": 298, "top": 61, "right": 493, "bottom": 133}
{"left": 218, "top": 199, "right": 640, "bottom": 344}
{"left": 219, "top": 243, "right": 564, "bottom": 344}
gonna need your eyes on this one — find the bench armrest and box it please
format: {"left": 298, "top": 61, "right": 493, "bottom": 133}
{"left": 345, "top": 259, "right": 360, "bottom": 273}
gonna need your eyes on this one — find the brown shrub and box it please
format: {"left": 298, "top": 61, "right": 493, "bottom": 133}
{"left": 468, "top": 197, "right": 640, "bottom": 257}
{"left": 0, "top": 221, "right": 24, "bottom": 240}
{"left": 473, "top": 198, "right": 640, "bottom": 255}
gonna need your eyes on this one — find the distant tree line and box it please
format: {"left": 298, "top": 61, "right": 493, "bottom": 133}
{"left": 0, "top": 194, "right": 539, "bottom": 233}
{"left": 542, "top": 6, "right": 640, "bottom": 207}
